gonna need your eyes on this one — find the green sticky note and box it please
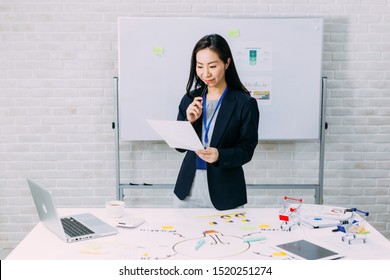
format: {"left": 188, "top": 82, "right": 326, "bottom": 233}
{"left": 152, "top": 47, "right": 164, "bottom": 56}
{"left": 240, "top": 225, "right": 257, "bottom": 230}
{"left": 228, "top": 29, "right": 240, "bottom": 38}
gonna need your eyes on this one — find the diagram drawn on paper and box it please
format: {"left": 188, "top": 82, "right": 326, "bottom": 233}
{"left": 79, "top": 211, "right": 295, "bottom": 260}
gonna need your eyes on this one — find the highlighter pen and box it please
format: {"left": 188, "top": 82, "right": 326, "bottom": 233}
{"left": 195, "top": 239, "right": 206, "bottom": 251}
{"left": 243, "top": 236, "right": 267, "bottom": 243}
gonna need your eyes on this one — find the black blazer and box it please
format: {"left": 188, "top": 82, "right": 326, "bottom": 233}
{"left": 174, "top": 87, "right": 260, "bottom": 210}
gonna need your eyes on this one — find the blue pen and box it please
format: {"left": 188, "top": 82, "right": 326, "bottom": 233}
{"left": 195, "top": 239, "right": 206, "bottom": 251}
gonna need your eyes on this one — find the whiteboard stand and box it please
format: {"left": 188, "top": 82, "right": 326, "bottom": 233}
{"left": 318, "top": 77, "right": 328, "bottom": 204}
{"left": 113, "top": 77, "right": 328, "bottom": 205}
{"left": 113, "top": 77, "right": 121, "bottom": 200}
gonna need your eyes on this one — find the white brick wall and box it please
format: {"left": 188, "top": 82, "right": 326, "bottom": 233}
{"left": 1, "top": 0, "right": 390, "bottom": 257}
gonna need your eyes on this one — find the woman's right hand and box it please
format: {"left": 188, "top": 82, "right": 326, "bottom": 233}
{"left": 186, "top": 97, "right": 203, "bottom": 123}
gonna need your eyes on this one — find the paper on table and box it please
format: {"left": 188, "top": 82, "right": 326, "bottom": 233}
{"left": 147, "top": 119, "right": 204, "bottom": 151}
{"left": 300, "top": 204, "right": 351, "bottom": 220}
{"left": 300, "top": 217, "right": 341, "bottom": 229}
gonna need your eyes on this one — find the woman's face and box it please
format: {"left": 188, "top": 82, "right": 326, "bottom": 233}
{"left": 195, "top": 48, "right": 229, "bottom": 89}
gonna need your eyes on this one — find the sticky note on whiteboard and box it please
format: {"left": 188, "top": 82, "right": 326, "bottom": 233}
{"left": 152, "top": 47, "right": 164, "bottom": 56}
{"left": 228, "top": 29, "right": 240, "bottom": 38}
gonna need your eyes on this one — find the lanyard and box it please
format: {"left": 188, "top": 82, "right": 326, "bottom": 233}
{"left": 202, "top": 86, "right": 228, "bottom": 146}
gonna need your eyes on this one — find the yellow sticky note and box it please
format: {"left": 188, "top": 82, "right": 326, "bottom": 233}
{"left": 228, "top": 29, "right": 240, "bottom": 38}
{"left": 162, "top": 225, "right": 173, "bottom": 230}
{"left": 259, "top": 224, "right": 271, "bottom": 229}
{"left": 152, "top": 47, "right": 164, "bottom": 56}
{"left": 80, "top": 243, "right": 106, "bottom": 254}
{"left": 80, "top": 249, "right": 105, "bottom": 255}
{"left": 272, "top": 251, "right": 287, "bottom": 257}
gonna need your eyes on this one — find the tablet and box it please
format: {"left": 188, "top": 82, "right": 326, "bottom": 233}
{"left": 273, "top": 239, "right": 343, "bottom": 260}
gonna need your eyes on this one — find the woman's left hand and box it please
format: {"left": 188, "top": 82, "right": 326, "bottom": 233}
{"left": 195, "top": 147, "right": 219, "bottom": 164}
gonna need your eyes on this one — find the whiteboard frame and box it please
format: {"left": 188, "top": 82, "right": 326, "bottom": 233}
{"left": 114, "top": 17, "right": 327, "bottom": 205}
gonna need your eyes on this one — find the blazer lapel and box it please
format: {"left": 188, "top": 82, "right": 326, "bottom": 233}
{"left": 210, "top": 88, "right": 235, "bottom": 147}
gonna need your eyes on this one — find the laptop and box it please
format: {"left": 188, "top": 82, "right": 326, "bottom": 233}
{"left": 27, "top": 179, "right": 118, "bottom": 243}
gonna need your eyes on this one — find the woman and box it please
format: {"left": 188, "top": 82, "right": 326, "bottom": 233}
{"left": 174, "top": 34, "right": 260, "bottom": 210}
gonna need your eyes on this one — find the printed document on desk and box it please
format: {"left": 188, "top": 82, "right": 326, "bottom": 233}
{"left": 147, "top": 119, "right": 204, "bottom": 151}
{"left": 300, "top": 204, "right": 352, "bottom": 220}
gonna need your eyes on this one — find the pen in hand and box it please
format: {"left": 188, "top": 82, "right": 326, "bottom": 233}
{"left": 187, "top": 96, "right": 203, "bottom": 123}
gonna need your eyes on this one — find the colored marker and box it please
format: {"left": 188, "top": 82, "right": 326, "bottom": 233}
{"left": 243, "top": 236, "right": 267, "bottom": 243}
{"left": 195, "top": 239, "right": 206, "bottom": 251}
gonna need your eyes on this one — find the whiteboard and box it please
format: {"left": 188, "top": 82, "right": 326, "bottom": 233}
{"left": 118, "top": 17, "right": 323, "bottom": 140}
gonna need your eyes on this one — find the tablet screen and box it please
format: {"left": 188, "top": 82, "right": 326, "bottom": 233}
{"left": 275, "top": 239, "right": 341, "bottom": 260}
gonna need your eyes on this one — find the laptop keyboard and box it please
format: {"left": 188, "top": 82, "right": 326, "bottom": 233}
{"left": 61, "top": 217, "right": 95, "bottom": 237}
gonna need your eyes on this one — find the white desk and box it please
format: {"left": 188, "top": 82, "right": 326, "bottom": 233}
{"left": 6, "top": 208, "right": 390, "bottom": 260}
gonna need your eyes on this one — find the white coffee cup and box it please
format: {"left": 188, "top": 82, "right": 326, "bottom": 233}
{"left": 105, "top": 200, "right": 125, "bottom": 218}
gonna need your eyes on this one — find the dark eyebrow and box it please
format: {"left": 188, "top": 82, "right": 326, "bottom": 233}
{"left": 196, "top": 61, "right": 219, "bottom": 65}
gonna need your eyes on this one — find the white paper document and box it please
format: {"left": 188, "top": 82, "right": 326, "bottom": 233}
{"left": 147, "top": 119, "right": 204, "bottom": 151}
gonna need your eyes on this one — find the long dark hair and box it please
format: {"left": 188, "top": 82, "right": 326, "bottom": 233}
{"left": 186, "top": 34, "right": 249, "bottom": 97}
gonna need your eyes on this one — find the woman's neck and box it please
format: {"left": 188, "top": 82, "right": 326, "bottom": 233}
{"left": 207, "top": 84, "right": 227, "bottom": 100}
